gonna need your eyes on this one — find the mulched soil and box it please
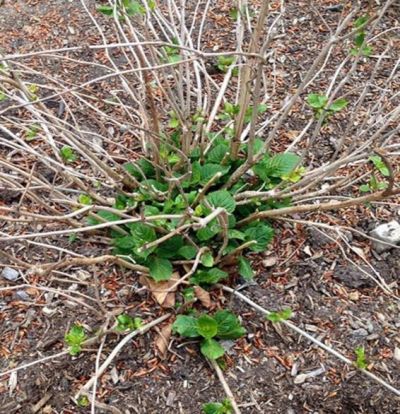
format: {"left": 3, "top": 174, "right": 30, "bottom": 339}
{"left": 1, "top": 1, "right": 400, "bottom": 413}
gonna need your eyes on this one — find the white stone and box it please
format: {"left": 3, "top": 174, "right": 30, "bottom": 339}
{"left": 370, "top": 220, "right": 400, "bottom": 252}
{"left": 394, "top": 347, "right": 400, "bottom": 362}
{"left": 1, "top": 267, "right": 19, "bottom": 281}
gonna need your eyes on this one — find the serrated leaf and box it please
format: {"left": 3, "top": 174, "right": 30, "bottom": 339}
{"left": 227, "top": 229, "right": 246, "bottom": 240}
{"left": 116, "top": 314, "right": 143, "bottom": 331}
{"left": 329, "top": 98, "right": 348, "bottom": 112}
{"left": 354, "top": 346, "right": 368, "bottom": 369}
{"left": 206, "top": 190, "right": 236, "bottom": 213}
{"left": 199, "top": 164, "right": 230, "bottom": 185}
{"left": 78, "top": 194, "right": 92, "bottom": 205}
{"left": 369, "top": 155, "right": 389, "bottom": 177}
{"left": 147, "top": 256, "right": 173, "bottom": 281}
{"left": 114, "top": 235, "right": 136, "bottom": 249}
{"left": 359, "top": 184, "right": 371, "bottom": 193}
{"left": 97, "top": 5, "right": 114, "bottom": 15}
{"left": 354, "top": 15, "right": 369, "bottom": 29}
{"left": 156, "top": 236, "right": 184, "bottom": 259}
{"left": 129, "top": 222, "right": 156, "bottom": 246}
{"left": 244, "top": 223, "right": 274, "bottom": 252}
{"left": 214, "top": 310, "right": 246, "bottom": 340}
{"left": 60, "top": 146, "right": 77, "bottom": 163}
{"left": 266, "top": 308, "right": 293, "bottom": 323}
{"left": 190, "top": 268, "right": 228, "bottom": 285}
{"left": 201, "top": 251, "right": 214, "bottom": 267}
{"left": 178, "top": 245, "right": 197, "bottom": 260}
{"left": 202, "top": 402, "right": 225, "bottom": 414}
{"left": 254, "top": 153, "right": 300, "bottom": 181}
{"left": 65, "top": 325, "right": 86, "bottom": 356}
{"left": 207, "top": 144, "right": 229, "bottom": 164}
{"left": 172, "top": 315, "right": 199, "bottom": 338}
{"left": 200, "top": 338, "right": 225, "bottom": 360}
{"left": 123, "top": 159, "right": 155, "bottom": 179}
{"left": 307, "top": 93, "right": 328, "bottom": 109}
{"left": 238, "top": 256, "right": 254, "bottom": 280}
{"left": 354, "top": 32, "right": 366, "bottom": 48}
{"left": 197, "top": 315, "right": 218, "bottom": 339}
{"left": 196, "top": 220, "right": 221, "bottom": 241}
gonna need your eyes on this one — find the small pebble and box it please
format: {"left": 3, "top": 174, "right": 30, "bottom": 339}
{"left": 294, "top": 374, "right": 308, "bottom": 384}
{"left": 15, "top": 290, "right": 30, "bottom": 301}
{"left": 366, "top": 333, "right": 379, "bottom": 341}
{"left": 1, "top": 267, "right": 19, "bottom": 281}
{"left": 352, "top": 328, "right": 368, "bottom": 337}
{"left": 394, "top": 347, "right": 400, "bottom": 362}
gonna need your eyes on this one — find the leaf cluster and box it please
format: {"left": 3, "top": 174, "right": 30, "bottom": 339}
{"left": 173, "top": 310, "right": 246, "bottom": 360}
{"left": 65, "top": 325, "right": 86, "bottom": 356}
{"left": 307, "top": 93, "right": 348, "bottom": 121}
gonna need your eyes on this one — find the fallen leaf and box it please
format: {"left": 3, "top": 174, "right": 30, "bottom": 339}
{"left": 262, "top": 256, "right": 278, "bottom": 267}
{"left": 194, "top": 286, "right": 211, "bottom": 308}
{"left": 139, "top": 272, "right": 180, "bottom": 307}
{"left": 155, "top": 323, "right": 172, "bottom": 358}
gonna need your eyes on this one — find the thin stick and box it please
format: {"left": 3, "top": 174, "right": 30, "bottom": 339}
{"left": 222, "top": 286, "right": 400, "bottom": 398}
{"left": 210, "top": 358, "right": 241, "bottom": 414}
{"left": 75, "top": 313, "right": 171, "bottom": 399}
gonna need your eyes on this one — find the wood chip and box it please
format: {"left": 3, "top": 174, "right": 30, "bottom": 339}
{"left": 155, "top": 323, "right": 172, "bottom": 358}
{"left": 139, "top": 273, "right": 179, "bottom": 307}
{"left": 194, "top": 286, "right": 211, "bottom": 308}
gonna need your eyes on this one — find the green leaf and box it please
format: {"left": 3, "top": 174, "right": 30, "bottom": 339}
{"left": 197, "top": 315, "right": 218, "bottom": 339}
{"left": 206, "top": 190, "right": 236, "bottom": 213}
{"left": 199, "top": 164, "right": 230, "bottom": 185}
{"left": 97, "top": 5, "right": 114, "bottom": 15}
{"left": 65, "top": 325, "right": 86, "bottom": 356}
{"left": 254, "top": 153, "right": 300, "bottom": 180}
{"left": 123, "top": 159, "right": 155, "bottom": 179}
{"left": 202, "top": 401, "right": 233, "bottom": 414}
{"left": 369, "top": 155, "right": 389, "bottom": 177}
{"left": 307, "top": 93, "right": 328, "bottom": 109}
{"left": 238, "top": 256, "right": 254, "bottom": 280}
{"left": 359, "top": 184, "right": 371, "bottom": 193}
{"left": 76, "top": 395, "right": 90, "bottom": 408}
{"left": 266, "top": 308, "right": 293, "bottom": 323}
{"left": 26, "top": 125, "right": 40, "bottom": 141}
{"left": 0, "top": 91, "right": 7, "bottom": 102}
{"left": 147, "top": 256, "right": 173, "bottom": 281}
{"left": 178, "top": 245, "right": 197, "bottom": 260}
{"left": 354, "top": 15, "right": 369, "bottom": 29}
{"left": 354, "top": 32, "right": 366, "bottom": 48}
{"left": 329, "top": 98, "right": 348, "bottom": 112}
{"left": 214, "top": 310, "right": 246, "bottom": 340}
{"left": 116, "top": 314, "right": 143, "bottom": 331}
{"left": 60, "top": 146, "right": 77, "bottom": 163}
{"left": 156, "top": 236, "right": 184, "bottom": 259}
{"left": 361, "top": 45, "right": 372, "bottom": 57}
{"left": 114, "top": 235, "right": 136, "bottom": 249}
{"left": 129, "top": 222, "right": 156, "bottom": 246}
{"left": 97, "top": 211, "right": 121, "bottom": 222}
{"left": 190, "top": 268, "right": 228, "bottom": 285}
{"left": 354, "top": 346, "right": 368, "bottom": 369}
{"left": 78, "top": 194, "right": 92, "bottom": 205}
{"left": 196, "top": 220, "right": 221, "bottom": 241}
{"left": 201, "top": 338, "right": 225, "bottom": 360}
{"left": 182, "top": 287, "right": 195, "bottom": 301}
{"left": 124, "top": 0, "right": 145, "bottom": 16}
{"left": 207, "top": 144, "right": 229, "bottom": 164}
{"left": 227, "top": 229, "right": 246, "bottom": 240}
{"left": 172, "top": 315, "right": 199, "bottom": 338}
{"left": 201, "top": 251, "right": 214, "bottom": 267}
{"left": 244, "top": 223, "right": 274, "bottom": 252}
